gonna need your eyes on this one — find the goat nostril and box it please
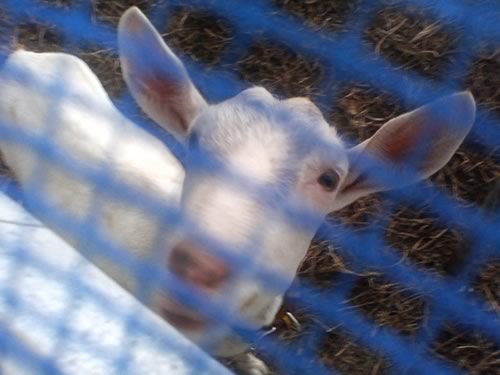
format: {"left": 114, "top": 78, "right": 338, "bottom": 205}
{"left": 167, "top": 242, "right": 230, "bottom": 291}
{"left": 169, "top": 247, "right": 193, "bottom": 276}
{"left": 203, "top": 268, "right": 227, "bottom": 289}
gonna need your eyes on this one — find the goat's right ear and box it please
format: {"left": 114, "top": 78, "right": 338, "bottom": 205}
{"left": 333, "top": 91, "right": 476, "bottom": 210}
{"left": 118, "top": 7, "right": 207, "bottom": 141}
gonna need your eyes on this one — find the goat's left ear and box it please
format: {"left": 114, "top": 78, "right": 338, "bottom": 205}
{"left": 335, "top": 91, "right": 476, "bottom": 209}
{"left": 118, "top": 7, "right": 207, "bottom": 141}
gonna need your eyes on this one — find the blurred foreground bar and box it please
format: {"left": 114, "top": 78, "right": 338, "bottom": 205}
{"left": 0, "top": 192, "right": 231, "bottom": 375}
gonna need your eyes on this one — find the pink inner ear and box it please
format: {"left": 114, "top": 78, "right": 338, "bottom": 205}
{"left": 143, "top": 76, "right": 179, "bottom": 99}
{"left": 383, "top": 125, "right": 423, "bottom": 161}
{"left": 142, "top": 77, "right": 190, "bottom": 132}
{"left": 123, "top": 55, "right": 192, "bottom": 134}
{"left": 379, "top": 116, "right": 441, "bottom": 164}
{"left": 122, "top": 50, "right": 182, "bottom": 102}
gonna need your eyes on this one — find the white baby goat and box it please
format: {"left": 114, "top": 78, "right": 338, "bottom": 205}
{"left": 0, "top": 6, "right": 476, "bottom": 374}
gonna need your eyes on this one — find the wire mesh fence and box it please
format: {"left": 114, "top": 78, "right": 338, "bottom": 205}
{"left": 0, "top": 1, "right": 499, "bottom": 374}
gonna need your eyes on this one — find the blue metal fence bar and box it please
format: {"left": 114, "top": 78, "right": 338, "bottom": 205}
{"left": 320, "top": 222, "right": 500, "bottom": 343}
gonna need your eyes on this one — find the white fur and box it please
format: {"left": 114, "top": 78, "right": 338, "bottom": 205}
{"left": 0, "top": 50, "right": 184, "bottom": 293}
{"left": 229, "top": 129, "right": 289, "bottom": 183}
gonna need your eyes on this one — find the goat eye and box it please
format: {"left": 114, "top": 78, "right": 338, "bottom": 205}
{"left": 317, "top": 169, "right": 340, "bottom": 192}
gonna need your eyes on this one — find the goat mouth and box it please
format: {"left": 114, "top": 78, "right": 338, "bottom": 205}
{"left": 160, "top": 304, "right": 207, "bottom": 331}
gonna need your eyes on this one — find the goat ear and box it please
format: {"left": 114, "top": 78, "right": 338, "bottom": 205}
{"left": 118, "top": 7, "right": 207, "bottom": 141}
{"left": 335, "top": 92, "right": 476, "bottom": 208}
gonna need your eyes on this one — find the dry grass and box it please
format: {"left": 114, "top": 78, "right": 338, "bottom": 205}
{"left": 14, "top": 21, "right": 65, "bottom": 52}
{"left": 78, "top": 48, "right": 124, "bottom": 98}
{"left": 91, "top": 0, "right": 151, "bottom": 26}
{"left": 165, "top": 7, "right": 233, "bottom": 67}
{"left": 272, "top": 0, "right": 358, "bottom": 32}
{"left": 466, "top": 48, "right": 500, "bottom": 116}
{"left": 364, "top": 2, "right": 461, "bottom": 80}
{"left": 329, "top": 84, "right": 403, "bottom": 142}
{"left": 384, "top": 205, "right": 470, "bottom": 276}
{"left": 235, "top": 40, "right": 324, "bottom": 99}
{"left": 432, "top": 146, "right": 500, "bottom": 206}
{"left": 474, "top": 259, "right": 500, "bottom": 314}
{"left": 0, "top": 1, "right": 499, "bottom": 374}
{"left": 434, "top": 325, "right": 500, "bottom": 375}
{"left": 347, "top": 275, "right": 428, "bottom": 335}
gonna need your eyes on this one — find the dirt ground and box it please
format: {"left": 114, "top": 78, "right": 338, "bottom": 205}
{"left": 0, "top": 0, "right": 499, "bottom": 374}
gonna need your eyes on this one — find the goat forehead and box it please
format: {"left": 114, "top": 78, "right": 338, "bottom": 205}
{"left": 190, "top": 91, "right": 347, "bottom": 176}
{"left": 193, "top": 110, "right": 299, "bottom": 181}
{"left": 194, "top": 93, "right": 330, "bottom": 149}
{"left": 229, "top": 129, "right": 290, "bottom": 183}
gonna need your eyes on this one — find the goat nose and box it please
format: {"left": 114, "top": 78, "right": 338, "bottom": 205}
{"left": 167, "top": 240, "right": 230, "bottom": 292}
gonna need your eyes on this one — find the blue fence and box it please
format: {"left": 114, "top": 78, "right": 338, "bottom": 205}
{"left": 0, "top": 1, "right": 499, "bottom": 374}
